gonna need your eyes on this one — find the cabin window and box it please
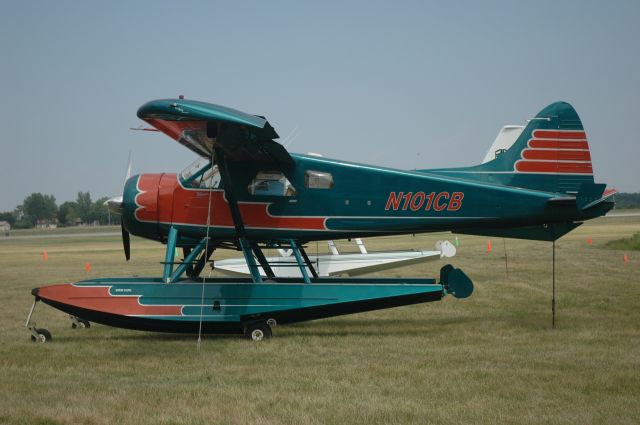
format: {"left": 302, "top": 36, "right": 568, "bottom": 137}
{"left": 248, "top": 171, "right": 296, "bottom": 197}
{"left": 305, "top": 170, "right": 334, "bottom": 189}
{"left": 180, "top": 157, "right": 209, "bottom": 182}
{"left": 179, "top": 158, "right": 222, "bottom": 189}
{"left": 198, "top": 166, "right": 222, "bottom": 189}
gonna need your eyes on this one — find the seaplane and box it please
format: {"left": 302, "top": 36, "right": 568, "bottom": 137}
{"left": 26, "top": 98, "right": 615, "bottom": 341}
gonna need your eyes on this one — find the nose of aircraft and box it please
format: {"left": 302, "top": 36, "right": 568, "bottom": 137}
{"left": 105, "top": 173, "right": 170, "bottom": 261}
{"left": 104, "top": 174, "right": 142, "bottom": 261}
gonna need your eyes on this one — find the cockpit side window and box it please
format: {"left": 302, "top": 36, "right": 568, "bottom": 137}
{"left": 179, "top": 157, "right": 222, "bottom": 189}
{"left": 198, "top": 166, "right": 222, "bottom": 189}
{"left": 305, "top": 170, "right": 334, "bottom": 189}
{"left": 248, "top": 171, "right": 296, "bottom": 196}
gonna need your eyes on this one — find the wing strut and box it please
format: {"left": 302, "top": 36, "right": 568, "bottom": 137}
{"left": 214, "top": 149, "right": 246, "bottom": 238}
{"left": 214, "top": 149, "right": 266, "bottom": 283}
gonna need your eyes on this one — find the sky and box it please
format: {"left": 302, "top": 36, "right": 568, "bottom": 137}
{"left": 1, "top": 0, "right": 639, "bottom": 211}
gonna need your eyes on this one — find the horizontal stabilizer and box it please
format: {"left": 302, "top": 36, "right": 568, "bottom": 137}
{"left": 576, "top": 184, "right": 611, "bottom": 210}
{"left": 454, "top": 222, "right": 582, "bottom": 242}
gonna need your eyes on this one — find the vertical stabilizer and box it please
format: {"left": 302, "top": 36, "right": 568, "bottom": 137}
{"left": 425, "top": 102, "right": 596, "bottom": 194}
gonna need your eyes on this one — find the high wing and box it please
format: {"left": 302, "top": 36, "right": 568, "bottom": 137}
{"left": 137, "top": 98, "right": 293, "bottom": 166}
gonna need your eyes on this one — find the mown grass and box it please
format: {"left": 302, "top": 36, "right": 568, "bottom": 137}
{"left": 0, "top": 217, "right": 638, "bottom": 425}
{"left": 603, "top": 232, "right": 640, "bottom": 251}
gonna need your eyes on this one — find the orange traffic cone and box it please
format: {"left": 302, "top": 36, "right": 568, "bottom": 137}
{"left": 487, "top": 240, "right": 492, "bottom": 253}
{"left": 623, "top": 254, "right": 629, "bottom": 265}
{"left": 85, "top": 263, "right": 91, "bottom": 272}
{"left": 587, "top": 237, "right": 593, "bottom": 245}
{"left": 43, "top": 251, "right": 48, "bottom": 261}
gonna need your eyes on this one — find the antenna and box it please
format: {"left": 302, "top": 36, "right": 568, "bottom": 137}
{"left": 282, "top": 126, "right": 300, "bottom": 148}
{"left": 129, "top": 125, "right": 159, "bottom": 132}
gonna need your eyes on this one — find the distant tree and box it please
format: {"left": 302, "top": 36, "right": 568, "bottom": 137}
{"left": 75, "top": 192, "right": 93, "bottom": 223}
{"left": 13, "top": 205, "right": 24, "bottom": 221}
{"left": 19, "top": 193, "right": 58, "bottom": 227}
{"left": 13, "top": 205, "right": 30, "bottom": 229}
{"left": 615, "top": 193, "right": 640, "bottom": 209}
{"left": 58, "top": 201, "right": 79, "bottom": 226}
{"left": 0, "top": 211, "right": 16, "bottom": 226}
{"left": 91, "top": 197, "right": 113, "bottom": 225}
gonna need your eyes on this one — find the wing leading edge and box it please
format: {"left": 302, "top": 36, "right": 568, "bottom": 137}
{"left": 137, "top": 99, "right": 293, "bottom": 166}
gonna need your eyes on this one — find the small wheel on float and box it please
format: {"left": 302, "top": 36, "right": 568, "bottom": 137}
{"left": 245, "top": 322, "right": 272, "bottom": 341}
{"left": 30, "top": 328, "right": 52, "bottom": 343}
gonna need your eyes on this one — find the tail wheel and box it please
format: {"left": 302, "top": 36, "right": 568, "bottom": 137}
{"left": 245, "top": 322, "right": 272, "bottom": 341}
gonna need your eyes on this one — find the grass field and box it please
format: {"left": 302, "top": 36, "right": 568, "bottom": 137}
{"left": 604, "top": 232, "right": 640, "bottom": 251}
{"left": 1, "top": 217, "right": 639, "bottom": 425}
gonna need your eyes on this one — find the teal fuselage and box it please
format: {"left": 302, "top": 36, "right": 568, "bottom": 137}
{"left": 122, "top": 153, "right": 611, "bottom": 246}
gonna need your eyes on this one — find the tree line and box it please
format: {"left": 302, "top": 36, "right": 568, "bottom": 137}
{"left": 615, "top": 193, "right": 640, "bottom": 209}
{"left": 0, "top": 192, "right": 120, "bottom": 229}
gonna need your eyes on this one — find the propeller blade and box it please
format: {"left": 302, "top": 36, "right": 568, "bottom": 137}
{"left": 121, "top": 222, "right": 131, "bottom": 261}
{"left": 124, "top": 150, "right": 132, "bottom": 184}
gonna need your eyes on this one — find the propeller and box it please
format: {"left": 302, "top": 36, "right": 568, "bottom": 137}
{"left": 121, "top": 222, "right": 131, "bottom": 261}
{"left": 105, "top": 152, "right": 132, "bottom": 261}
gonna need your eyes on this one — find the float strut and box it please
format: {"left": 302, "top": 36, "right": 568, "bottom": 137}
{"left": 240, "top": 238, "right": 262, "bottom": 283}
{"left": 290, "top": 240, "right": 311, "bottom": 284}
{"left": 252, "top": 244, "right": 276, "bottom": 279}
{"left": 163, "top": 226, "right": 179, "bottom": 283}
{"left": 299, "top": 246, "right": 319, "bottom": 279}
{"left": 170, "top": 237, "right": 208, "bottom": 283}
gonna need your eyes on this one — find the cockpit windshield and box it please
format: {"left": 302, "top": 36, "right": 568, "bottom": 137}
{"left": 179, "top": 157, "right": 222, "bottom": 189}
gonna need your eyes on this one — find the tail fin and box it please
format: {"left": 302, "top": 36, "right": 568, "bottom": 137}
{"left": 426, "top": 102, "right": 595, "bottom": 194}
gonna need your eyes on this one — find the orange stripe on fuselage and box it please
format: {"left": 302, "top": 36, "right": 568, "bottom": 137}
{"left": 239, "top": 203, "right": 326, "bottom": 229}
{"left": 136, "top": 174, "right": 326, "bottom": 230}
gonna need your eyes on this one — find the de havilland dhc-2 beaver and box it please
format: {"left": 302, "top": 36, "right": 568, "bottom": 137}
{"left": 26, "top": 98, "right": 615, "bottom": 341}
